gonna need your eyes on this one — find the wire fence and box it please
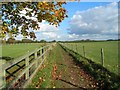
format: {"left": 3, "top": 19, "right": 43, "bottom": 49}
{"left": 60, "top": 43, "right": 119, "bottom": 75}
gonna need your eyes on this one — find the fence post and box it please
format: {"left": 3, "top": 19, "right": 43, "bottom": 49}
{"left": 42, "top": 47, "right": 44, "bottom": 60}
{"left": 76, "top": 44, "right": 77, "bottom": 53}
{"left": 35, "top": 51, "right": 38, "bottom": 67}
{"left": 44, "top": 47, "right": 46, "bottom": 59}
{"left": 39, "top": 49, "right": 42, "bottom": 63}
{"left": 83, "top": 46, "right": 85, "bottom": 57}
{"left": 72, "top": 43, "right": 74, "bottom": 51}
{"left": 70, "top": 43, "right": 72, "bottom": 50}
{"left": 0, "top": 61, "right": 6, "bottom": 88}
{"left": 25, "top": 57, "right": 29, "bottom": 79}
{"left": 101, "top": 48, "right": 104, "bottom": 67}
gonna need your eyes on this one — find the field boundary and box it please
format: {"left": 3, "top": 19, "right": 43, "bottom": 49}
{"left": 0, "top": 43, "right": 55, "bottom": 89}
{"left": 60, "top": 42, "right": 119, "bottom": 75}
{"left": 23, "top": 44, "right": 55, "bottom": 88}
{"left": 59, "top": 43, "right": 120, "bottom": 89}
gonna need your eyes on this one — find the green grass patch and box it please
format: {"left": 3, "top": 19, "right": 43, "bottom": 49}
{"left": 1, "top": 43, "right": 43, "bottom": 59}
{"left": 62, "top": 41, "right": 119, "bottom": 74}
{"left": 60, "top": 44, "right": 120, "bottom": 89}
{"left": 27, "top": 44, "right": 65, "bottom": 88}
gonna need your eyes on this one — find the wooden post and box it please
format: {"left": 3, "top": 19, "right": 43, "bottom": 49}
{"left": 69, "top": 43, "right": 71, "bottom": 49}
{"left": 39, "top": 50, "right": 42, "bottom": 64}
{"left": 83, "top": 46, "right": 85, "bottom": 57}
{"left": 101, "top": 48, "right": 104, "bottom": 67}
{"left": 25, "top": 57, "right": 29, "bottom": 79}
{"left": 72, "top": 43, "right": 74, "bottom": 51}
{"left": 35, "top": 52, "right": 37, "bottom": 59}
{"left": 42, "top": 47, "right": 44, "bottom": 60}
{"left": 70, "top": 43, "right": 71, "bottom": 49}
{"left": 0, "top": 61, "right": 6, "bottom": 88}
{"left": 76, "top": 44, "right": 77, "bottom": 52}
{"left": 35, "top": 52, "right": 38, "bottom": 67}
{"left": 44, "top": 47, "right": 46, "bottom": 59}
{"left": 0, "top": 9, "right": 3, "bottom": 85}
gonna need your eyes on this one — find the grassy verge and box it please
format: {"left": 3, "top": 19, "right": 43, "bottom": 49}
{"left": 60, "top": 44, "right": 120, "bottom": 89}
{"left": 62, "top": 41, "right": 119, "bottom": 74}
{"left": 27, "top": 44, "right": 63, "bottom": 88}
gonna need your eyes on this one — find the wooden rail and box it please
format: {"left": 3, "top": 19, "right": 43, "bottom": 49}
{"left": 0, "top": 43, "right": 55, "bottom": 89}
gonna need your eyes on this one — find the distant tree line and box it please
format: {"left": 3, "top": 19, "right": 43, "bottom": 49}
{"left": 58, "top": 39, "right": 120, "bottom": 43}
{"left": 1, "top": 38, "right": 58, "bottom": 44}
{"left": 1, "top": 38, "right": 48, "bottom": 44}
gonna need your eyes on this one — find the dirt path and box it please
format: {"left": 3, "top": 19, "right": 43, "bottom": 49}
{"left": 28, "top": 44, "right": 98, "bottom": 89}
{"left": 50, "top": 44, "right": 98, "bottom": 89}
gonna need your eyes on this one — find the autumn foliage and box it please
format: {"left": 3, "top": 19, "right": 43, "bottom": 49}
{"left": 52, "top": 64, "right": 62, "bottom": 80}
{"left": 1, "top": 2, "right": 68, "bottom": 39}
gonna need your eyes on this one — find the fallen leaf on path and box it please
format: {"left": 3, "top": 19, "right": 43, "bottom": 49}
{"left": 43, "top": 79, "right": 46, "bottom": 81}
{"left": 71, "top": 77, "right": 74, "bottom": 80}
{"left": 71, "top": 70, "right": 73, "bottom": 73}
{"left": 53, "top": 86, "right": 56, "bottom": 88}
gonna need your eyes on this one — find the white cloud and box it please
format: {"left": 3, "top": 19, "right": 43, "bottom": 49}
{"left": 42, "top": 32, "right": 57, "bottom": 38}
{"left": 68, "top": 2, "right": 118, "bottom": 40}
{"left": 34, "top": 21, "right": 64, "bottom": 41}
{"left": 15, "top": 2, "right": 119, "bottom": 41}
{"left": 34, "top": 21, "right": 81, "bottom": 41}
{"left": 68, "top": 34, "right": 79, "bottom": 39}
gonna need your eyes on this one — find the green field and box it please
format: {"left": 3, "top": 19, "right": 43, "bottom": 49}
{"left": 0, "top": 43, "right": 44, "bottom": 60}
{"left": 63, "top": 41, "right": 119, "bottom": 74}
{"left": 0, "top": 43, "right": 45, "bottom": 84}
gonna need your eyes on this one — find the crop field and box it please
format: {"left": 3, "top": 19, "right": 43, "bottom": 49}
{"left": 62, "top": 41, "right": 119, "bottom": 74}
{"left": 0, "top": 43, "right": 44, "bottom": 60}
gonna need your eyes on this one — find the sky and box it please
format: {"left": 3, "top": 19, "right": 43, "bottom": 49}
{"left": 15, "top": 2, "right": 119, "bottom": 41}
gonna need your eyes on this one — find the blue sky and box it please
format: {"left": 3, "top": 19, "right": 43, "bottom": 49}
{"left": 14, "top": 2, "right": 118, "bottom": 41}
{"left": 58, "top": 2, "right": 111, "bottom": 33}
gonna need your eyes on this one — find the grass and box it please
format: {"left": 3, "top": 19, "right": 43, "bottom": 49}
{"left": 28, "top": 44, "right": 64, "bottom": 88}
{"left": 0, "top": 43, "right": 45, "bottom": 85}
{"left": 0, "top": 43, "right": 43, "bottom": 59}
{"left": 61, "top": 44, "right": 120, "bottom": 89}
{"left": 63, "top": 41, "right": 119, "bottom": 74}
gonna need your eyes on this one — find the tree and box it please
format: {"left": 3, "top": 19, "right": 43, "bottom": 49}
{"left": 22, "top": 38, "right": 33, "bottom": 43}
{"left": 7, "top": 37, "right": 15, "bottom": 43}
{"left": 15, "top": 40, "right": 22, "bottom": 43}
{"left": 51, "top": 40, "right": 56, "bottom": 42}
{"left": 40, "top": 39, "right": 46, "bottom": 43}
{"left": 1, "top": 2, "right": 68, "bottom": 40}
